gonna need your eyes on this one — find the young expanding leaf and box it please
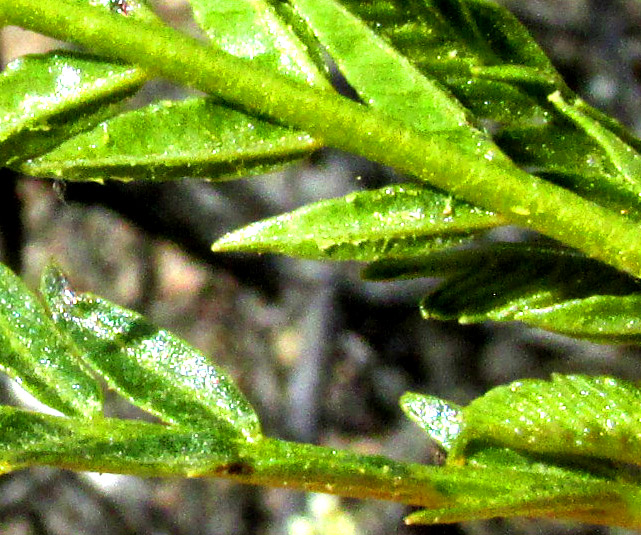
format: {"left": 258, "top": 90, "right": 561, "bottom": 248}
{"left": 452, "top": 374, "right": 641, "bottom": 468}
{"left": 0, "top": 51, "right": 146, "bottom": 167}
{"left": 0, "top": 406, "right": 241, "bottom": 476}
{"left": 40, "top": 266, "right": 261, "bottom": 437}
{"left": 212, "top": 184, "right": 501, "bottom": 261}
{"left": 0, "top": 264, "right": 102, "bottom": 418}
{"left": 363, "top": 243, "right": 641, "bottom": 343}
{"left": 21, "top": 97, "right": 318, "bottom": 182}
{"left": 188, "top": 0, "right": 329, "bottom": 87}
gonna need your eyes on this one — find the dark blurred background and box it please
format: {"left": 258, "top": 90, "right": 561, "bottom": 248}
{"left": 1, "top": 1, "right": 641, "bottom": 534}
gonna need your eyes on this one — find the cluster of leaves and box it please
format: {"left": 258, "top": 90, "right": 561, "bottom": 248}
{"left": 1, "top": 262, "right": 641, "bottom": 527}
{"left": 3, "top": 0, "right": 641, "bottom": 528}
{"left": 3, "top": 0, "right": 641, "bottom": 342}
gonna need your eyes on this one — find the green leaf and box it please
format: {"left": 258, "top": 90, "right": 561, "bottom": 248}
{"left": 289, "top": 0, "right": 471, "bottom": 133}
{"left": 400, "top": 392, "right": 463, "bottom": 451}
{"left": 188, "top": 0, "right": 329, "bottom": 87}
{"left": 319, "top": 0, "right": 641, "bottom": 219}
{"left": 0, "top": 264, "right": 102, "bottom": 418}
{"left": 0, "top": 51, "right": 146, "bottom": 167}
{"left": 323, "top": 0, "right": 558, "bottom": 131}
{"left": 364, "top": 243, "right": 641, "bottom": 342}
{"left": 453, "top": 374, "right": 641, "bottom": 468}
{"left": 20, "top": 97, "right": 318, "bottom": 181}
{"left": 547, "top": 91, "right": 641, "bottom": 215}
{"left": 401, "top": 382, "right": 641, "bottom": 527}
{"left": 0, "top": 406, "right": 241, "bottom": 476}
{"left": 212, "top": 184, "right": 501, "bottom": 261}
{"left": 40, "top": 266, "right": 261, "bottom": 436}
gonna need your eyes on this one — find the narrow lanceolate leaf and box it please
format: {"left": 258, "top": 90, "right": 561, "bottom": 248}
{"left": 400, "top": 393, "right": 463, "bottom": 452}
{"left": 364, "top": 243, "right": 641, "bottom": 343}
{"left": 21, "top": 98, "right": 318, "bottom": 182}
{"left": 40, "top": 266, "right": 261, "bottom": 437}
{"left": 290, "top": 0, "right": 471, "bottom": 133}
{"left": 0, "top": 51, "right": 146, "bottom": 167}
{"left": 212, "top": 184, "right": 501, "bottom": 261}
{"left": 341, "top": 0, "right": 558, "bottom": 122}
{"left": 452, "top": 375, "right": 641, "bottom": 469}
{"left": 0, "top": 264, "right": 102, "bottom": 418}
{"left": 0, "top": 406, "right": 241, "bottom": 477}
{"left": 188, "top": 0, "right": 329, "bottom": 87}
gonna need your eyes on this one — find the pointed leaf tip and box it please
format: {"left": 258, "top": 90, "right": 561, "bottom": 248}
{"left": 41, "top": 266, "right": 261, "bottom": 436}
{"left": 400, "top": 392, "right": 463, "bottom": 452}
{"left": 212, "top": 184, "right": 500, "bottom": 261}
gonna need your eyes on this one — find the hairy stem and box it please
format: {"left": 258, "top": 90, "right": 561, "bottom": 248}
{"left": 3, "top": 0, "right": 641, "bottom": 277}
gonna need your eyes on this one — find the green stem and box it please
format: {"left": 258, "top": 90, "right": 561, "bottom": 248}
{"left": 0, "top": 404, "right": 605, "bottom": 510}
{"left": 4, "top": 0, "right": 641, "bottom": 277}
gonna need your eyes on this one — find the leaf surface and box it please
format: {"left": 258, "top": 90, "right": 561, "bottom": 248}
{"left": 21, "top": 98, "right": 318, "bottom": 182}
{"left": 0, "top": 264, "right": 102, "bottom": 417}
{"left": 40, "top": 266, "right": 261, "bottom": 436}
{"left": 401, "top": 384, "right": 641, "bottom": 527}
{"left": 0, "top": 406, "right": 241, "bottom": 476}
{"left": 400, "top": 392, "right": 463, "bottom": 451}
{"left": 455, "top": 374, "right": 641, "bottom": 468}
{"left": 364, "top": 243, "right": 641, "bottom": 343}
{"left": 188, "top": 0, "right": 329, "bottom": 87}
{"left": 290, "top": 0, "right": 470, "bottom": 133}
{"left": 212, "top": 184, "right": 501, "bottom": 260}
{"left": 0, "top": 51, "right": 146, "bottom": 167}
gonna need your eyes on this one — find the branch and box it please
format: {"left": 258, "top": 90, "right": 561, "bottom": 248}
{"left": 4, "top": 0, "right": 641, "bottom": 278}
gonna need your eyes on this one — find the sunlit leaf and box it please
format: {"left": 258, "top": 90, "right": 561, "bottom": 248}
{"left": 188, "top": 0, "right": 329, "bottom": 87}
{"left": 322, "top": 0, "right": 558, "bottom": 130}
{"left": 402, "top": 381, "right": 641, "bottom": 527}
{"left": 21, "top": 97, "right": 318, "bottom": 181}
{"left": 400, "top": 392, "right": 463, "bottom": 451}
{"left": 40, "top": 266, "right": 261, "bottom": 436}
{"left": 0, "top": 406, "right": 241, "bottom": 476}
{"left": 0, "top": 264, "right": 102, "bottom": 418}
{"left": 454, "top": 374, "right": 641, "bottom": 468}
{"left": 0, "top": 51, "right": 146, "bottom": 167}
{"left": 290, "top": 0, "right": 471, "bottom": 133}
{"left": 212, "top": 184, "right": 501, "bottom": 261}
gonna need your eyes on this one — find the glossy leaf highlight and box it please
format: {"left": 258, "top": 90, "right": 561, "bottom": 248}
{"left": 400, "top": 392, "right": 463, "bottom": 452}
{"left": 40, "top": 266, "right": 261, "bottom": 436}
{"left": 22, "top": 98, "right": 318, "bottom": 182}
{"left": 0, "top": 51, "right": 146, "bottom": 167}
{"left": 0, "top": 264, "right": 102, "bottom": 418}
{"left": 212, "top": 184, "right": 501, "bottom": 260}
